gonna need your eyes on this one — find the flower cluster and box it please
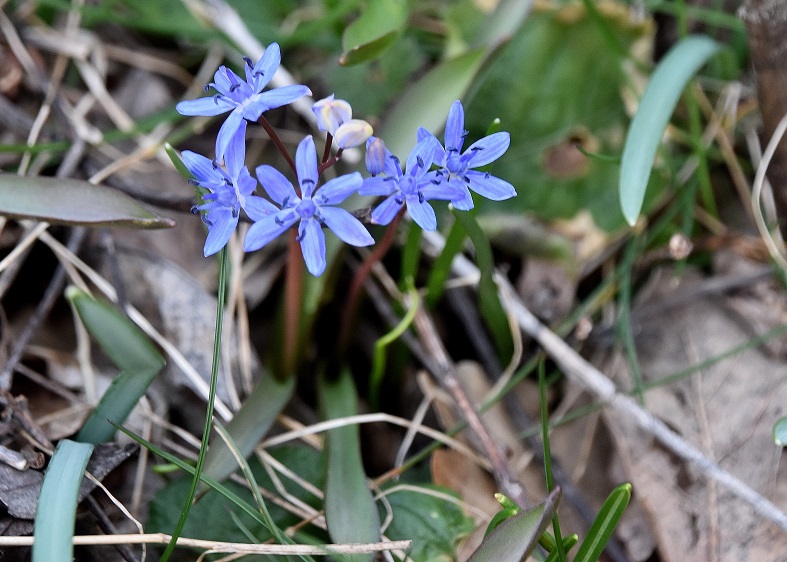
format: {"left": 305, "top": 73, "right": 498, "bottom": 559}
{"left": 177, "top": 43, "right": 516, "bottom": 276}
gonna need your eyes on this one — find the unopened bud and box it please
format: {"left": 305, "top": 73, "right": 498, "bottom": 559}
{"left": 311, "top": 94, "right": 352, "bottom": 135}
{"left": 365, "top": 136, "right": 388, "bottom": 176}
{"left": 334, "top": 119, "right": 373, "bottom": 149}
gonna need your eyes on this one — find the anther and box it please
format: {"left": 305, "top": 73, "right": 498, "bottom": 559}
{"left": 485, "top": 172, "right": 491, "bottom": 179}
{"left": 463, "top": 175, "right": 471, "bottom": 183}
{"left": 188, "top": 179, "right": 200, "bottom": 186}
{"left": 394, "top": 197, "right": 404, "bottom": 205}
{"left": 203, "top": 84, "right": 211, "bottom": 92}
{"left": 190, "top": 205, "right": 199, "bottom": 215}
{"left": 462, "top": 129, "right": 469, "bottom": 138}
{"left": 416, "top": 156, "right": 424, "bottom": 168}
{"left": 230, "top": 83, "right": 240, "bottom": 92}
{"left": 417, "top": 191, "right": 425, "bottom": 203}
{"left": 275, "top": 217, "right": 284, "bottom": 226}
{"left": 211, "top": 160, "right": 219, "bottom": 169}
{"left": 231, "top": 207, "right": 239, "bottom": 218}
{"left": 243, "top": 56, "right": 253, "bottom": 67}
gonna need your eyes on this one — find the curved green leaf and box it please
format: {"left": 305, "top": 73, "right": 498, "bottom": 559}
{"left": 468, "top": 488, "right": 561, "bottom": 562}
{"left": 68, "top": 287, "right": 166, "bottom": 444}
{"left": 33, "top": 440, "right": 94, "bottom": 562}
{"left": 320, "top": 369, "right": 380, "bottom": 562}
{"left": 0, "top": 174, "right": 175, "bottom": 228}
{"left": 340, "top": 0, "right": 407, "bottom": 66}
{"left": 573, "top": 483, "right": 631, "bottom": 562}
{"left": 619, "top": 35, "right": 720, "bottom": 225}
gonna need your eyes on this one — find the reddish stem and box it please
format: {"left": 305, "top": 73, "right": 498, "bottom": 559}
{"left": 337, "top": 207, "right": 405, "bottom": 354}
{"left": 321, "top": 133, "right": 333, "bottom": 164}
{"left": 257, "top": 115, "right": 297, "bottom": 178}
{"left": 282, "top": 229, "right": 303, "bottom": 375}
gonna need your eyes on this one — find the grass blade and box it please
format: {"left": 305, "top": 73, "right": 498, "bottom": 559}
{"left": 0, "top": 174, "right": 174, "bottom": 229}
{"left": 572, "top": 482, "right": 631, "bottom": 562}
{"left": 32, "top": 440, "right": 94, "bottom": 562}
{"left": 68, "top": 287, "right": 166, "bottom": 444}
{"left": 619, "top": 34, "right": 720, "bottom": 225}
{"left": 320, "top": 369, "right": 380, "bottom": 562}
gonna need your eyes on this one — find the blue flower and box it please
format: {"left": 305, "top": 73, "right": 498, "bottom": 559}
{"left": 419, "top": 100, "right": 516, "bottom": 210}
{"left": 184, "top": 140, "right": 278, "bottom": 257}
{"left": 244, "top": 136, "right": 374, "bottom": 276}
{"left": 176, "top": 43, "right": 311, "bottom": 162}
{"left": 359, "top": 136, "right": 464, "bottom": 231}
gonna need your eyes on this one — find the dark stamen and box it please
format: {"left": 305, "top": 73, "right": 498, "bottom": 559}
{"left": 485, "top": 172, "right": 491, "bottom": 179}
{"left": 211, "top": 160, "right": 219, "bottom": 169}
{"left": 190, "top": 205, "right": 199, "bottom": 215}
{"left": 462, "top": 129, "right": 469, "bottom": 138}
{"left": 463, "top": 175, "right": 471, "bottom": 183}
{"left": 187, "top": 179, "right": 200, "bottom": 186}
{"left": 394, "top": 197, "right": 404, "bottom": 205}
{"left": 416, "top": 156, "right": 424, "bottom": 168}
{"left": 231, "top": 207, "right": 239, "bottom": 218}
{"left": 275, "top": 216, "right": 284, "bottom": 226}
{"left": 417, "top": 191, "right": 425, "bottom": 204}
{"left": 243, "top": 56, "right": 254, "bottom": 67}
{"left": 203, "top": 84, "right": 211, "bottom": 92}
{"left": 230, "top": 83, "right": 240, "bottom": 92}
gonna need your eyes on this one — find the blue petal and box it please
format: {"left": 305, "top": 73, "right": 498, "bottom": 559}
{"left": 236, "top": 167, "right": 257, "bottom": 197}
{"left": 319, "top": 206, "right": 374, "bottom": 246}
{"left": 211, "top": 66, "right": 242, "bottom": 97}
{"left": 444, "top": 100, "right": 465, "bottom": 152}
{"left": 243, "top": 195, "right": 278, "bottom": 221}
{"left": 420, "top": 178, "right": 465, "bottom": 201}
{"left": 359, "top": 176, "right": 397, "bottom": 197}
{"left": 224, "top": 122, "right": 247, "bottom": 177}
{"left": 405, "top": 137, "right": 438, "bottom": 179}
{"left": 464, "top": 132, "right": 510, "bottom": 168}
{"left": 216, "top": 109, "right": 246, "bottom": 162}
{"left": 417, "top": 127, "right": 444, "bottom": 164}
{"left": 451, "top": 185, "right": 475, "bottom": 210}
{"left": 371, "top": 195, "right": 403, "bottom": 226}
{"left": 203, "top": 209, "right": 238, "bottom": 256}
{"left": 299, "top": 218, "right": 326, "bottom": 276}
{"left": 406, "top": 198, "right": 437, "bottom": 231}
{"left": 315, "top": 172, "right": 362, "bottom": 205}
{"left": 176, "top": 96, "right": 234, "bottom": 117}
{"left": 242, "top": 85, "right": 312, "bottom": 121}
{"left": 243, "top": 210, "right": 297, "bottom": 252}
{"left": 182, "top": 151, "right": 220, "bottom": 185}
{"left": 295, "top": 136, "right": 319, "bottom": 198}
{"left": 250, "top": 43, "right": 280, "bottom": 92}
{"left": 466, "top": 170, "right": 516, "bottom": 200}
{"left": 255, "top": 164, "right": 297, "bottom": 206}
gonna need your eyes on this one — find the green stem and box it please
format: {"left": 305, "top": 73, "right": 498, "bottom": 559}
{"left": 160, "top": 248, "right": 229, "bottom": 562}
{"left": 539, "top": 360, "right": 566, "bottom": 562}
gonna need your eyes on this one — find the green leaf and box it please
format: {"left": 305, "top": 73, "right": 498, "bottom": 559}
{"left": 381, "top": 484, "right": 474, "bottom": 560}
{"left": 467, "top": 488, "right": 561, "bottom": 562}
{"left": 0, "top": 174, "right": 174, "bottom": 229}
{"left": 380, "top": 48, "right": 486, "bottom": 158}
{"left": 68, "top": 287, "right": 165, "bottom": 444}
{"left": 164, "top": 143, "right": 193, "bottom": 182}
{"left": 774, "top": 417, "right": 787, "bottom": 447}
{"left": 33, "top": 440, "right": 94, "bottom": 562}
{"left": 202, "top": 369, "right": 295, "bottom": 484}
{"left": 340, "top": 0, "right": 407, "bottom": 66}
{"left": 320, "top": 369, "right": 380, "bottom": 562}
{"left": 573, "top": 483, "right": 631, "bottom": 562}
{"left": 619, "top": 35, "right": 720, "bottom": 225}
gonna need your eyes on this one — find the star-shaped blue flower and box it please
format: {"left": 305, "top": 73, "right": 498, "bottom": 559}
{"left": 184, "top": 141, "right": 277, "bottom": 257}
{"left": 244, "top": 136, "right": 374, "bottom": 276}
{"left": 359, "top": 136, "right": 464, "bottom": 231}
{"left": 419, "top": 100, "right": 516, "bottom": 210}
{"left": 176, "top": 43, "right": 311, "bottom": 162}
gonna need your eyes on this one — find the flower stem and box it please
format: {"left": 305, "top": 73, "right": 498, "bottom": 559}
{"left": 282, "top": 229, "right": 303, "bottom": 376}
{"left": 318, "top": 149, "right": 343, "bottom": 176}
{"left": 321, "top": 133, "right": 333, "bottom": 164}
{"left": 160, "top": 248, "right": 228, "bottom": 562}
{"left": 257, "top": 115, "right": 297, "bottom": 177}
{"left": 337, "top": 207, "right": 404, "bottom": 355}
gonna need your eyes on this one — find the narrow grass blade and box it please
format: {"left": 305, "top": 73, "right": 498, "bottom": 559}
{"left": 0, "top": 174, "right": 174, "bottom": 228}
{"left": 467, "top": 487, "right": 561, "bottom": 562}
{"left": 68, "top": 287, "right": 165, "bottom": 444}
{"left": 203, "top": 370, "right": 295, "bottom": 484}
{"left": 320, "top": 369, "right": 380, "bottom": 562}
{"left": 165, "top": 143, "right": 194, "bottom": 181}
{"left": 452, "top": 208, "right": 513, "bottom": 362}
{"left": 426, "top": 218, "right": 467, "bottom": 309}
{"left": 572, "top": 483, "right": 631, "bottom": 562}
{"left": 32, "top": 440, "right": 94, "bottom": 562}
{"left": 619, "top": 35, "right": 720, "bottom": 225}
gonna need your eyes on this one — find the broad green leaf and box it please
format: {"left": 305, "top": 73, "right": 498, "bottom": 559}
{"left": 0, "top": 174, "right": 174, "bottom": 229}
{"left": 202, "top": 369, "right": 295, "bottom": 484}
{"left": 573, "top": 482, "right": 631, "bottom": 562}
{"left": 467, "top": 488, "right": 561, "bottom": 562}
{"left": 380, "top": 48, "right": 486, "bottom": 158}
{"left": 620, "top": 35, "right": 720, "bottom": 225}
{"left": 164, "top": 143, "right": 193, "bottom": 182}
{"left": 340, "top": 0, "right": 407, "bottom": 66}
{"left": 465, "top": 4, "right": 651, "bottom": 230}
{"left": 68, "top": 287, "right": 165, "bottom": 444}
{"left": 381, "top": 484, "right": 474, "bottom": 560}
{"left": 320, "top": 369, "right": 380, "bottom": 562}
{"left": 774, "top": 417, "right": 787, "bottom": 447}
{"left": 33, "top": 440, "right": 94, "bottom": 562}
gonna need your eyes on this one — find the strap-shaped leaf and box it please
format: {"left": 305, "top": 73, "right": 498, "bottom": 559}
{"left": 573, "top": 482, "right": 631, "bottom": 562}
{"left": 0, "top": 174, "right": 174, "bottom": 228}
{"left": 619, "top": 35, "right": 720, "bottom": 225}
{"left": 32, "top": 440, "right": 94, "bottom": 562}
{"left": 68, "top": 287, "right": 166, "bottom": 444}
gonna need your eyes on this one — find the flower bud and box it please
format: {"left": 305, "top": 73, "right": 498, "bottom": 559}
{"left": 311, "top": 94, "right": 352, "bottom": 135}
{"left": 334, "top": 119, "right": 373, "bottom": 149}
{"left": 365, "top": 136, "right": 388, "bottom": 176}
